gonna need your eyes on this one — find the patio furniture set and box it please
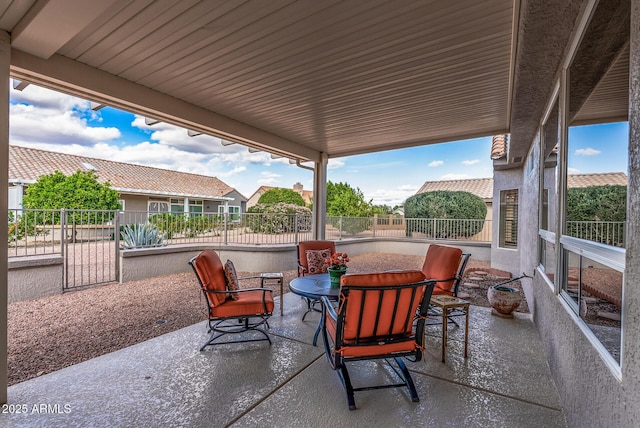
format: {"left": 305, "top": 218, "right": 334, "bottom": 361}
{"left": 189, "top": 241, "right": 470, "bottom": 410}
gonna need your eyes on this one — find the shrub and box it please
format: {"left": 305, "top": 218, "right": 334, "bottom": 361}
{"left": 258, "top": 188, "right": 306, "bottom": 206}
{"left": 147, "top": 213, "right": 221, "bottom": 238}
{"left": 246, "top": 203, "right": 311, "bottom": 233}
{"left": 404, "top": 191, "right": 486, "bottom": 238}
{"left": 328, "top": 216, "right": 373, "bottom": 235}
{"left": 566, "top": 185, "right": 626, "bottom": 245}
{"left": 566, "top": 185, "right": 626, "bottom": 222}
{"left": 120, "top": 223, "right": 167, "bottom": 249}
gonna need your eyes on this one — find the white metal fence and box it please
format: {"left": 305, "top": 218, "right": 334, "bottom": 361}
{"left": 566, "top": 221, "right": 625, "bottom": 247}
{"left": 10, "top": 210, "right": 629, "bottom": 256}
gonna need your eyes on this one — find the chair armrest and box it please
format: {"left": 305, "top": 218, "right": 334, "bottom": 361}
{"left": 321, "top": 296, "right": 338, "bottom": 321}
{"left": 298, "top": 263, "right": 308, "bottom": 276}
{"left": 235, "top": 287, "right": 273, "bottom": 294}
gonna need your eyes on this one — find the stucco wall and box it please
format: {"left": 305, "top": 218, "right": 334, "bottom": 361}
{"left": 119, "top": 239, "right": 491, "bottom": 283}
{"left": 8, "top": 256, "right": 62, "bottom": 303}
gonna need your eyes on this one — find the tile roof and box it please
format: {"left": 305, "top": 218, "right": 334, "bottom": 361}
{"left": 9, "top": 145, "right": 236, "bottom": 200}
{"left": 567, "top": 172, "right": 627, "bottom": 187}
{"left": 416, "top": 178, "right": 494, "bottom": 200}
{"left": 491, "top": 134, "right": 508, "bottom": 160}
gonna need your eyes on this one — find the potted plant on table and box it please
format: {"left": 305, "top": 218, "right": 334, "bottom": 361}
{"left": 326, "top": 252, "right": 349, "bottom": 287}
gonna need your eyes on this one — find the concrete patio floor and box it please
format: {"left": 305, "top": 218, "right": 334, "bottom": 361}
{"left": 3, "top": 293, "right": 566, "bottom": 427}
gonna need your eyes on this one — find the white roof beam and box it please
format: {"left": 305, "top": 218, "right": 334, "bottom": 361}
{"left": 10, "top": 50, "right": 319, "bottom": 162}
{"left": 90, "top": 102, "right": 106, "bottom": 111}
{"left": 12, "top": 80, "right": 29, "bottom": 91}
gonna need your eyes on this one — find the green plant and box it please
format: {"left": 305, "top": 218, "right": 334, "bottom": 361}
{"left": 22, "top": 170, "right": 120, "bottom": 224}
{"left": 120, "top": 223, "right": 167, "bottom": 249}
{"left": 7, "top": 214, "right": 48, "bottom": 243}
{"left": 328, "top": 216, "right": 373, "bottom": 235}
{"left": 246, "top": 203, "right": 311, "bottom": 233}
{"left": 404, "top": 191, "right": 486, "bottom": 238}
{"left": 258, "top": 188, "right": 306, "bottom": 206}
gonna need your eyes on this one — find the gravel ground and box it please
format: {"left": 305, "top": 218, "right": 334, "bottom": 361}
{"left": 8, "top": 253, "right": 509, "bottom": 386}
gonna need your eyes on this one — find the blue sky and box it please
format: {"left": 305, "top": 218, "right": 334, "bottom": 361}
{"left": 8, "top": 82, "right": 629, "bottom": 206}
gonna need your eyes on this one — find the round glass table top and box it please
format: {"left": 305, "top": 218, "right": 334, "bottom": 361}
{"left": 289, "top": 273, "right": 340, "bottom": 300}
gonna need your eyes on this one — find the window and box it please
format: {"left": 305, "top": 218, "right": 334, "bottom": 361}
{"left": 539, "top": 93, "right": 559, "bottom": 284}
{"left": 218, "top": 205, "right": 240, "bottom": 221}
{"left": 499, "top": 190, "right": 518, "bottom": 248}
{"left": 148, "top": 201, "right": 169, "bottom": 213}
{"left": 556, "top": 0, "right": 628, "bottom": 370}
{"left": 119, "top": 199, "right": 125, "bottom": 211}
{"left": 189, "top": 200, "right": 203, "bottom": 216}
{"left": 170, "top": 198, "right": 203, "bottom": 215}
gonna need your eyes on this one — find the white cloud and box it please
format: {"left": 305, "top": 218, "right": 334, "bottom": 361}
{"left": 10, "top": 91, "right": 121, "bottom": 147}
{"left": 428, "top": 160, "right": 443, "bottom": 167}
{"left": 257, "top": 171, "right": 282, "bottom": 185}
{"left": 440, "top": 173, "right": 470, "bottom": 180}
{"left": 328, "top": 159, "right": 345, "bottom": 169}
{"left": 367, "top": 184, "right": 420, "bottom": 206}
{"left": 568, "top": 167, "right": 581, "bottom": 175}
{"left": 575, "top": 148, "right": 601, "bottom": 156}
{"left": 462, "top": 159, "right": 480, "bottom": 165}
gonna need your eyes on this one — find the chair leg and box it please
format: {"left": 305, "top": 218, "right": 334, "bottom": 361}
{"left": 394, "top": 358, "right": 419, "bottom": 403}
{"left": 337, "top": 364, "right": 357, "bottom": 410}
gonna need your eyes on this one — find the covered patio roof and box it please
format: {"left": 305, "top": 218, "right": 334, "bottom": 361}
{"left": 0, "top": 0, "right": 592, "bottom": 167}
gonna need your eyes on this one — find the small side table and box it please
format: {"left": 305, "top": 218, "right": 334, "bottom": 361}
{"left": 429, "top": 295, "right": 470, "bottom": 362}
{"left": 261, "top": 273, "right": 284, "bottom": 316}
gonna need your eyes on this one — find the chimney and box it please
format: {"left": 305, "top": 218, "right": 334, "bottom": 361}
{"left": 293, "top": 182, "right": 303, "bottom": 194}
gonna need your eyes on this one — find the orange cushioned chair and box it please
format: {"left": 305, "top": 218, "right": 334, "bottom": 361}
{"left": 297, "top": 240, "right": 337, "bottom": 320}
{"left": 297, "top": 240, "right": 336, "bottom": 277}
{"left": 189, "top": 249, "right": 274, "bottom": 350}
{"left": 421, "top": 244, "right": 470, "bottom": 326}
{"left": 320, "top": 270, "right": 436, "bottom": 410}
{"left": 421, "top": 244, "right": 470, "bottom": 297}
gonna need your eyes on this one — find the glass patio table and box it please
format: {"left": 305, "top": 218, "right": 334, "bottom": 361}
{"left": 289, "top": 273, "right": 340, "bottom": 345}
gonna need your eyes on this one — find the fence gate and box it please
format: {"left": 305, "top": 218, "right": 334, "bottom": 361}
{"left": 62, "top": 209, "right": 120, "bottom": 290}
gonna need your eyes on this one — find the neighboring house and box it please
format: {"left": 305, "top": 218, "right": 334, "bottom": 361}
{"left": 247, "top": 182, "right": 313, "bottom": 208}
{"left": 8, "top": 145, "right": 247, "bottom": 217}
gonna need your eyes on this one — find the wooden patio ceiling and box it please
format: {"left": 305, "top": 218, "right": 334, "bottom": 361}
{"left": 0, "top": 0, "right": 611, "bottom": 166}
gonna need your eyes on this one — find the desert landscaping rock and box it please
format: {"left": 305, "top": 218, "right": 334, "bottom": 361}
{"left": 464, "top": 282, "right": 481, "bottom": 289}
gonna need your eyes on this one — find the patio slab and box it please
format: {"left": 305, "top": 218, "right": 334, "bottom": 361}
{"left": 1, "top": 293, "right": 566, "bottom": 427}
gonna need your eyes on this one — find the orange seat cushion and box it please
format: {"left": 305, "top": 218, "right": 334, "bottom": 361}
{"left": 210, "top": 289, "right": 274, "bottom": 318}
{"left": 421, "top": 244, "right": 462, "bottom": 295}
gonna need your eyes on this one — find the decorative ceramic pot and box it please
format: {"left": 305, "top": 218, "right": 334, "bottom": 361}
{"left": 487, "top": 285, "right": 522, "bottom": 318}
{"left": 328, "top": 266, "right": 347, "bottom": 287}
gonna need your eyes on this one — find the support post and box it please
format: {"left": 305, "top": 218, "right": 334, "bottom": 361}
{"left": 312, "top": 153, "right": 328, "bottom": 240}
{"left": 0, "top": 30, "right": 9, "bottom": 404}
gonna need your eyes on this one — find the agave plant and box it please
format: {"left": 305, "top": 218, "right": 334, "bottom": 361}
{"left": 120, "top": 223, "right": 167, "bottom": 249}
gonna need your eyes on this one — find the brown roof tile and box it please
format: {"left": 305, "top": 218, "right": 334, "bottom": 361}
{"left": 567, "top": 172, "right": 627, "bottom": 187}
{"left": 416, "top": 177, "right": 493, "bottom": 200}
{"left": 491, "top": 134, "right": 508, "bottom": 160}
{"left": 9, "top": 145, "right": 236, "bottom": 200}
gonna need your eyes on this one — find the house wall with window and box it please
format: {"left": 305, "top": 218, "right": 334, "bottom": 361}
{"left": 510, "top": 2, "right": 635, "bottom": 426}
{"left": 491, "top": 169, "right": 521, "bottom": 274}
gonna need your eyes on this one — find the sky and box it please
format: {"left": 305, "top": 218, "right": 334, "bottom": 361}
{"left": 8, "top": 81, "right": 629, "bottom": 207}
